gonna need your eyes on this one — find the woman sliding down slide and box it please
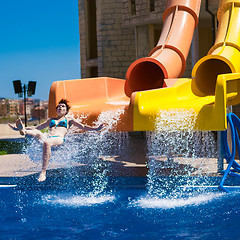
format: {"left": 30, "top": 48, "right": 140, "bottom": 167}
{"left": 9, "top": 99, "right": 104, "bottom": 182}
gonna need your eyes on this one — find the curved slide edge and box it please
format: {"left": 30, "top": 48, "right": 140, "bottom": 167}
{"left": 131, "top": 73, "right": 240, "bottom": 131}
{"left": 48, "top": 77, "right": 134, "bottom": 131}
{"left": 125, "top": 0, "right": 201, "bottom": 97}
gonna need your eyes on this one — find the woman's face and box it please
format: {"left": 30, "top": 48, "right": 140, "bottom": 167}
{"left": 56, "top": 103, "right": 67, "bottom": 116}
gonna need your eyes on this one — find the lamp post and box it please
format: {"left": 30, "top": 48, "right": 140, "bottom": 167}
{"left": 12, "top": 80, "right": 36, "bottom": 127}
{"left": 23, "top": 84, "right": 27, "bottom": 127}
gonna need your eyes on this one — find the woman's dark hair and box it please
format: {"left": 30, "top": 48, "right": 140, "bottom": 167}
{"left": 57, "top": 99, "right": 71, "bottom": 113}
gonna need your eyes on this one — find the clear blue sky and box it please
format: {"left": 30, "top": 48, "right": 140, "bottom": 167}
{"left": 0, "top": 0, "right": 80, "bottom": 100}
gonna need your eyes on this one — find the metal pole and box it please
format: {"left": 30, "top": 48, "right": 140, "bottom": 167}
{"left": 217, "top": 131, "right": 223, "bottom": 172}
{"left": 23, "top": 84, "right": 27, "bottom": 127}
{"left": 39, "top": 99, "right": 41, "bottom": 124}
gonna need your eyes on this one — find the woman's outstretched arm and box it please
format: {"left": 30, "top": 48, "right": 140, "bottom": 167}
{"left": 35, "top": 118, "right": 52, "bottom": 130}
{"left": 69, "top": 118, "right": 103, "bottom": 131}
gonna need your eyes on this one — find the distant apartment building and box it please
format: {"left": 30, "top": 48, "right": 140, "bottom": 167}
{"left": 18, "top": 98, "right": 34, "bottom": 116}
{"left": 78, "top": 0, "right": 218, "bottom": 79}
{"left": 31, "top": 100, "right": 48, "bottom": 120}
{"left": 0, "top": 98, "right": 48, "bottom": 120}
{"left": 0, "top": 99, "right": 7, "bottom": 116}
{"left": 0, "top": 99, "right": 19, "bottom": 117}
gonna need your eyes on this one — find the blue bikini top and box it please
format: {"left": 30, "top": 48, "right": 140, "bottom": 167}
{"left": 49, "top": 118, "right": 68, "bottom": 128}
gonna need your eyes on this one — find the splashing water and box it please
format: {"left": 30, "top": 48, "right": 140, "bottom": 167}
{"left": 79, "top": 109, "right": 129, "bottom": 196}
{"left": 24, "top": 109, "right": 129, "bottom": 197}
{"left": 155, "top": 109, "right": 197, "bottom": 131}
{"left": 146, "top": 109, "right": 218, "bottom": 197}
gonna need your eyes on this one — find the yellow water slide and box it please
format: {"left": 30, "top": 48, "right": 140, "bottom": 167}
{"left": 132, "top": 0, "right": 240, "bottom": 131}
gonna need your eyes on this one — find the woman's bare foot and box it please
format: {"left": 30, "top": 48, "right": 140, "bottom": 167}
{"left": 16, "top": 118, "right": 25, "bottom": 136}
{"left": 38, "top": 170, "right": 46, "bottom": 182}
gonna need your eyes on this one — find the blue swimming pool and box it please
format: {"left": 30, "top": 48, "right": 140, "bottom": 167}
{"left": 1, "top": 177, "right": 240, "bottom": 240}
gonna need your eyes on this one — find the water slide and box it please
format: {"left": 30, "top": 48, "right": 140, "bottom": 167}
{"left": 48, "top": 77, "right": 133, "bottom": 131}
{"left": 125, "top": 0, "right": 200, "bottom": 96}
{"left": 48, "top": 0, "right": 240, "bottom": 131}
{"left": 132, "top": 0, "right": 240, "bottom": 131}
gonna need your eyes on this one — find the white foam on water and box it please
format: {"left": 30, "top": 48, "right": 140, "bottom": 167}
{"left": 42, "top": 194, "right": 115, "bottom": 207}
{"left": 0, "top": 185, "right": 17, "bottom": 188}
{"left": 131, "top": 192, "right": 223, "bottom": 209}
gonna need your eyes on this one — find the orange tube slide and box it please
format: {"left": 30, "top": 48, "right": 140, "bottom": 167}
{"left": 125, "top": 0, "right": 201, "bottom": 97}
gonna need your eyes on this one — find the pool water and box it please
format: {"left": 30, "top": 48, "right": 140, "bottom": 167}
{"left": 1, "top": 177, "right": 240, "bottom": 240}
{"left": 1, "top": 124, "right": 238, "bottom": 239}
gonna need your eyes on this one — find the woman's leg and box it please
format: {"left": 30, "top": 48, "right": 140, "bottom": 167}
{"left": 38, "top": 137, "right": 64, "bottom": 182}
{"left": 25, "top": 129, "right": 46, "bottom": 140}
{"left": 15, "top": 118, "right": 46, "bottom": 140}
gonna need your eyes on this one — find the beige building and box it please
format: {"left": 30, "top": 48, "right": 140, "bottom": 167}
{"left": 0, "top": 99, "right": 19, "bottom": 117}
{"left": 31, "top": 100, "right": 49, "bottom": 120}
{"left": 0, "top": 98, "right": 48, "bottom": 121}
{"left": 78, "top": 0, "right": 218, "bottom": 80}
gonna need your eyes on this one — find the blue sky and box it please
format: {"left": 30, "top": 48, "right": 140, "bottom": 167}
{"left": 0, "top": 0, "right": 80, "bottom": 100}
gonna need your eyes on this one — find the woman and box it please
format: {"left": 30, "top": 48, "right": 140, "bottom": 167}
{"left": 9, "top": 99, "right": 103, "bottom": 182}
